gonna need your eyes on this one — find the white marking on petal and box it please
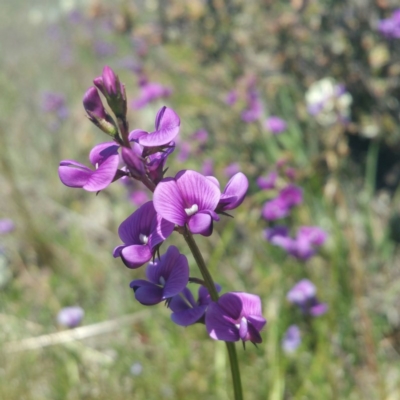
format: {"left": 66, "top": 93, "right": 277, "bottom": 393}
{"left": 184, "top": 204, "right": 198, "bottom": 216}
{"left": 95, "top": 163, "right": 99, "bottom": 170}
{"left": 159, "top": 276, "right": 166, "bottom": 286}
{"left": 139, "top": 233, "right": 149, "bottom": 244}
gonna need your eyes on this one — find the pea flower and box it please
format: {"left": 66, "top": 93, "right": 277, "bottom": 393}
{"left": 257, "top": 171, "right": 278, "bottom": 190}
{"left": 265, "top": 226, "right": 327, "bottom": 260}
{"left": 131, "top": 80, "right": 172, "bottom": 109}
{"left": 153, "top": 170, "right": 221, "bottom": 236}
{"left": 282, "top": 325, "right": 301, "bottom": 354}
{"left": 58, "top": 143, "right": 120, "bottom": 192}
{"left": 170, "top": 285, "right": 221, "bottom": 327}
{"left": 214, "top": 172, "right": 249, "bottom": 213}
{"left": 0, "top": 219, "right": 15, "bottom": 234}
{"left": 287, "top": 279, "right": 328, "bottom": 317}
{"left": 377, "top": 9, "right": 400, "bottom": 39}
{"left": 134, "top": 106, "right": 180, "bottom": 149}
{"left": 265, "top": 116, "right": 287, "bottom": 135}
{"left": 57, "top": 306, "right": 84, "bottom": 328}
{"left": 205, "top": 292, "right": 267, "bottom": 344}
{"left": 129, "top": 246, "right": 189, "bottom": 305}
{"left": 262, "top": 184, "right": 303, "bottom": 220}
{"left": 113, "top": 201, "right": 175, "bottom": 269}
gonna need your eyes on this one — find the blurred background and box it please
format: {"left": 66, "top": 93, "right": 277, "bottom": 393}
{"left": 1, "top": 0, "right": 400, "bottom": 399}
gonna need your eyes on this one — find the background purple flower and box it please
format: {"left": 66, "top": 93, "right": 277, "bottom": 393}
{"left": 0, "top": 219, "right": 15, "bottom": 235}
{"left": 257, "top": 171, "right": 278, "bottom": 190}
{"left": 287, "top": 279, "right": 328, "bottom": 317}
{"left": 282, "top": 325, "right": 301, "bottom": 354}
{"left": 265, "top": 116, "right": 287, "bottom": 135}
{"left": 57, "top": 306, "right": 84, "bottom": 328}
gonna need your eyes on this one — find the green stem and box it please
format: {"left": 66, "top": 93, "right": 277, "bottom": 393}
{"left": 182, "top": 227, "right": 243, "bottom": 400}
{"left": 225, "top": 342, "right": 243, "bottom": 400}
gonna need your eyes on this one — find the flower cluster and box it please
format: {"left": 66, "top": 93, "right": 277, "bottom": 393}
{"left": 282, "top": 279, "right": 327, "bottom": 354}
{"left": 260, "top": 160, "right": 327, "bottom": 261}
{"left": 58, "top": 66, "right": 266, "bottom": 345}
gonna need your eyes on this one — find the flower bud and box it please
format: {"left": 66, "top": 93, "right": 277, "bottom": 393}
{"left": 83, "top": 87, "right": 118, "bottom": 138}
{"left": 93, "top": 66, "right": 127, "bottom": 118}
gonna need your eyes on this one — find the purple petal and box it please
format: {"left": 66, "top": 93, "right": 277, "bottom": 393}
{"left": 171, "top": 304, "right": 208, "bottom": 327}
{"left": 287, "top": 279, "right": 316, "bottom": 304}
{"left": 120, "top": 244, "right": 152, "bottom": 269}
{"left": 188, "top": 212, "right": 213, "bottom": 235}
{"left": 282, "top": 325, "right": 301, "bottom": 353}
{"left": 128, "top": 129, "right": 148, "bottom": 142}
{"left": 219, "top": 172, "right": 248, "bottom": 210}
{"left": 310, "top": 303, "right": 328, "bottom": 317}
{"left": 59, "top": 160, "right": 93, "bottom": 188}
{"left": 169, "top": 288, "right": 196, "bottom": 312}
{"left": 139, "top": 106, "right": 180, "bottom": 147}
{"left": 153, "top": 178, "right": 187, "bottom": 226}
{"left": 262, "top": 198, "right": 290, "bottom": 220}
{"left": 206, "top": 302, "right": 240, "bottom": 342}
{"left": 130, "top": 280, "right": 163, "bottom": 305}
{"left": 89, "top": 142, "right": 119, "bottom": 166}
{"left": 118, "top": 201, "right": 156, "bottom": 244}
{"left": 175, "top": 170, "right": 221, "bottom": 214}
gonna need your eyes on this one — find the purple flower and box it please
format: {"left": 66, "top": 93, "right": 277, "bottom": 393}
{"left": 0, "top": 219, "right": 15, "bottom": 234}
{"left": 176, "top": 141, "right": 191, "bottom": 162}
{"left": 265, "top": 116, "right": 287, "bottom": 135}
{"left": 215, "top": 172, "right": 249, "bottom": 213}
{"left": 262, "top": 184, "right": 303, "bottom": 221}
{"left": 129, "top": 190, "right": 150, "bottom": 207}
{"left": 191, "top": 129, "right": 208, "bottom": 144}
{"left": 129, "top": 246, "right": 189, "bottom": 305}
{"left": 83, "top": 87, "right": 118, "bottom": 137}
{"left": 58, "top": 143, "right": 120, "bottom": 192}
{"left": 265, "top": 225, "right": 327, "bottom": 260}
{"left": 201, "top": 159, "right": 214, "bottom": 176}
{"left": 170, "top": 285, "right": 221, "bottom": 326}
{"left": 113, "top": 201, "right": 175, "bottom": 269}
{"left": 57, "top": 306, "right": 84, "bottom": 328}
{"left": 262, "top": 197, "right": 291, "bottom": 220}
{"left": 134, "top": 106, "right": 180, "bottom": 149}
{"left": 205, "top": 292, "right": 267, "bottom": 343}
{"left": 153, "top": 170, "right": 221, "bottom": 236}
{"left": 282, "top": 325, "right": 301, "bottom": 354}
{"left": 224, "top": 162, "right": 241, "bottom": 178}
{"left": 131, "top": 82, "right": 172, "bottom": 109}
{"left": 225, "top": 90, "right": 237, "bottom": 106}
{"left": 287, "top": 279, "right": 328, "bottom": 317}
{"left": 241, "top": 96, "right": 262, "bottom": 123}
{"left": 93, "top": 66, "right": 126, "bottom": 117}
{"left": 257, "top": 171, "right": 278, "bottom": 190}
{"left": 41, "top": 91, "right": 68, "bottom": 120}
{"left": 378, "top": 9, "right": 400, "bottom": 39}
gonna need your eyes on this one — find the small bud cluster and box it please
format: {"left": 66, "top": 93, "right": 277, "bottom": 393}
{"left": 59, "top": 66, "right": 266, "bottom": 345}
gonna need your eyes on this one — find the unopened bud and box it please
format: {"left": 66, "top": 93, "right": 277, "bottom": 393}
{"left": 93, "top": 66, "right": 127, "bottom": 118}
{"left": 83, "top": 87, "right": 118, "bottom": 138}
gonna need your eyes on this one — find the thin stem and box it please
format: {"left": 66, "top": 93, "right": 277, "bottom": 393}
{"left": 226, "top": 342, "right": 243, "bottom": 400}
{"left": 182, "top": 227, "right": 243, "bottom": 400}
{"left": 182, "top": 227, "right": 219, "bottom": 301}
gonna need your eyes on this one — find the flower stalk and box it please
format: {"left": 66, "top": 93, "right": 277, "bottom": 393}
{"left": 183, "top": 227, "right": 243, "bottom": 400}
